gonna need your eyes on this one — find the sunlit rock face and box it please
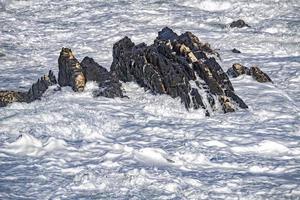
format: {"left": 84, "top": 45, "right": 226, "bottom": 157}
{"left": 81, "top": 57, "right": 124, "bottom": 98}
{"left": 227, "top": 63, "right": 273, "bottom": 83}
{"left": 0, "top": 91, "right": 27, "bottom": 107}
{"left": 0, "top": 70, "right": 57, "bottom": 107}
{"left": 111, "top": 27, "right": 248, "bottom": 116}
{"left": 58, "top": 48, "right": 86, "bottom": 92}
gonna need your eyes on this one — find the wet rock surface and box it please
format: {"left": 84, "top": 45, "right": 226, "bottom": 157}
{"left": 250, "top": 66, "right": 273, "bottom": 83}
{"left": 111, "top": 27, "right": 248, "bottom": 115}
{"left": 58, "top": 48, "right": 86, "bottom": 92}
{"left": 2, "top": 28, "right": 276, "bottom": 115}
{"left": 0, "top": 91, "right": 27, "bottom": 107}
{"left": 230, "top": 19, "right": 250, "bottom": 28}
{"left": 232, "top": 48, "right": 241, "bottom": 53}
{"left": 0, "top": 70, "right": 57, "bottom": 107}
{"left": 227, "top": 63, "right": 273, "bottom": 83}
{"left": 81, "top": 57, "right": 123, "bottom": 98}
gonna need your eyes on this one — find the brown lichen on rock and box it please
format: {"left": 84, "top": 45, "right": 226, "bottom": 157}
{"left": 227, "top": 63, "right": 272, "bottom": 83}
{"left": 58, "top": 48, "right": 86, "bottom": 92}
{"left": 111, "top": 27, "right": 248, "bottom": 115}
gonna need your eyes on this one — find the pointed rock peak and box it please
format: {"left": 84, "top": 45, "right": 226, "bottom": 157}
{"left": 116, "top": 36, "right": 135, "bottom": 47}
{"left": 47, "top": 70, "right": 57, "bottom": 85}
{"left": 111, "top": 30, "right": 248, "bottom": 115}
{"left": 157, "top": 27, "right": 178, "bottom": 41}
{"left": 58, "top": 47, "right": 86, "bottom": 92}
{"left": 60, "top": 47, "right": 74, "bottom": 59}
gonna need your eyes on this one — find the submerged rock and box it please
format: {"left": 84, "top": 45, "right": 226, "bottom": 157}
{"left": 81, "top": 57, "right": 123, "bottom": 98}
{"left": 58, "top": 48, "right": 86, "bottom": 92}
{"left": 232, "top": 48, "right": 241, "bottom": 53}
{"left": 226, "top": 63, "right": 250, "bottom": 78}
{"left": 230, "top": 19, "right": 250, "bottom": 28}
{"left": 250, "top": 66, "right": 273, "bottom": 83}
{"left": 111, "top": 27, "right": 248, "bottom": 115}
{"left": 0, "top": 70, "right": 57, "bottom": 107}
{"left": 227, "top": 63, "right": 273, "bottom": 83}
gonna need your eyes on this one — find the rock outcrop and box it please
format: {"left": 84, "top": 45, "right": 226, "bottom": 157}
{"left": 0, "top": 70, "right": 57, "bottom": 107}
{"left": 111, "top": 27, "right": 248, "bottom": 115}
{"left": 227, "top": 63, "right": 273, "bottom": 83}
{"left": 230, "top": 19, "right": 250, "bottom": 28}
{"left": 58, "top": 48, "right": 86, "bottom": 92}
{"left": 81, "top": 57, "right": 123, "bottom": 98}
{"left": 3, "top": 28, "right": 275, "bottom": 116}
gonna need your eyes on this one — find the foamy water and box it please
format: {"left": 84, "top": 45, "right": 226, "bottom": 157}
{"left": 0, "top": 0, "right": 300, "bottom": 199}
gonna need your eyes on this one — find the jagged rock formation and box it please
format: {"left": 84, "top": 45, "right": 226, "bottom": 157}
{"left": 58, "top": 48, "right": 123, "bottom": 98}
{"left": 230, "top": 19, "right": 250, "bottom": 28}
{"left": 111, "top": 27, "right": 248, "bottom": 115}
{"left": 58, "top": 48, "right": 86, "bottom": 92}
{"left": 0, "top": 70, "right": 57, "bottom": 107}
{"left": 81, "top": 57, "right": 123, "bottom": 98}
{"left": 227, "top": 63, "right": 273, "bottom": 83}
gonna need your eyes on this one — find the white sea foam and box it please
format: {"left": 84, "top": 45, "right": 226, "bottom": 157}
{"left": 0, "top": 0, "right": 299, "bottom": 199}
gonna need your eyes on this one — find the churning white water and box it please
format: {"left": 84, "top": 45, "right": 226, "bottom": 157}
{"left": 0, "top": 0, "right": 299, "bottom": 199}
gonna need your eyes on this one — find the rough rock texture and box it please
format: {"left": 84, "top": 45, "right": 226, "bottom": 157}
{"left": 227, "top": 63, "right": 273, "bottom": 83}
{"left": 0, "top": 70, "right": 57, "bottom": 107}
{"left": 226, "top": 63, "right": 250, "bottom": 78}
{"left": 81, "top": 57, "right": 123, "bottom": 98}
{"left": 230, "top": 19, "right": 250, "bottom": 28}
{"left": 58, "top": 48, "right": 86, "bottom": 92}
{"left": 250, "top": 66, "right": 273, "bottom": 83}
{"left": 0, "top": 91, "right": 27, "bottom": 107}
{"left": 111, "top": 27, "right": 248, "bottom": 115}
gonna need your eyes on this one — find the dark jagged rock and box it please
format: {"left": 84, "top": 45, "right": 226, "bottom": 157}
{"left": 230, "top": 19, "right": 250, "bottom": 28}
{"left": 0, "top": 52, "right": 5, "bottom": 57}
{"left": 81, "top": 57, "right": 123, "bottom": 98}
{"left": 227, "top": 63, "right": 272, "bottom": 83}
{"left": 111, "top": 27, "right": 248, "bottom": 115}
{"left": 232, "top": 48, "right": 241, "bottom": 53}
{"left": 0, "top": 70, "right": 57, "bottom": 107}
{"left": 157, "top": 27, "right": 178, "bottom": 41}
{"left": 250, "top": 66, "right": 273, "bottom": 83}
{"left": 58, "top": 48, "right": 86, "bottom": 92}
{"left": 26, "top": 70, "right": 57, "bottom": 102}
